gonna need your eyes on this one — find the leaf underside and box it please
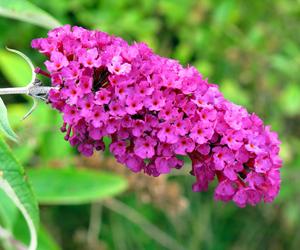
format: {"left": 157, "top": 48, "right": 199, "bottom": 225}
{"left": 0, "top": 97, "right": 18, "bottom": 142}
{"left": 0, "top": 138, "right": 39, "bottom": 250}
{"left": 0, "top": 0, "right": 61, "bottom": 29}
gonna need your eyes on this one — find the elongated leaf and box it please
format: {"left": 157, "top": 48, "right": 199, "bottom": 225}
{"left": 6, "top": 47, "right": 36, "bottom": 86}
{"left": 0, "top": 189, "right": 60, "bottom": 250}
{"left": 0, "top": 0, "right": 61, "bottom": 29}
{"left": 0, "top": 97, "right": 18, "bottom": 142}
{"left": 13, "top": 213, "right": 60, "bottom": 250}
{"left": 0, "top": 137, "right": 39, "bottom": 250}
{"left": 0, "top": 188, "right": 19, "bottom": 230}
{"left": 28, "top": 167, "right": 128, "bottom": 205}
{"left": 0, "top": 49, "right": 33, "bottom": 87}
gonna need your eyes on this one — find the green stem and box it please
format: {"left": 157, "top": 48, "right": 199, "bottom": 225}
{"left": 103, "top": 198, "right": 185, "bottom": 250}
{"left": 87, "top": 202, "right": 102, "bottom": 249}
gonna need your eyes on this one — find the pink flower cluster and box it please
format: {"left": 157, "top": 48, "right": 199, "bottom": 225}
{"left": 32, "top": 25, "right": 282, "bottom": 207}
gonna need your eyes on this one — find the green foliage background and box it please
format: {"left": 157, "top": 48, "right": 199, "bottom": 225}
{"left": 0, "top": 0, "right": 300, "bottom": 249}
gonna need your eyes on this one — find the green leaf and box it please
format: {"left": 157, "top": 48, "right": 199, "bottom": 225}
{"left": 0, "top": 97, "right": 18, "bottom": 142}
{"left": 0, "top": 49, "right": 32, "bottom": 87}
{"left": 6, "top": 47, "right": 36, "bottom": 85}
{"left": 0, "top": 190, "right": 60, "bottom": 250}
{"left": 0, "top": 137, "right": 39, "bottom": 250}
{"left": 0, "top": 189, "right": 60, "bottom": 250}
{"left": 12, "top": 212, "right": 60, "bottom": 250}
{"left": 36, "top": 226, "right": 60, "bottom": 250}
{"left": 0, "top": 0, "right": 61, "bottom": 29}
{"left": 0, "top": 188, "right": 19, "bottom": 230}
{"left": 28, "top": 167, "right": 128, "bottom": 205}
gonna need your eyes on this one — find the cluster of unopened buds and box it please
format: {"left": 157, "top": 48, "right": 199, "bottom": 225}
{"left": 32, "top": 25, "right": 282, "bottom": 207}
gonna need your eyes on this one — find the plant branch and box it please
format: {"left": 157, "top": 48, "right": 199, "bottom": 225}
{"left": 0, "top": 82, "right": 55, "bottom": 119}
{"left": 103, "top": 198, "right": 185, "bottom": 250}
{"left": 0, "top": 48, "right": 52, "bottom": 100}
{"left": 0, "top": 83, "right": 53, "bottom": 101}
{"left": 0, "top": 87, "right": 29, "bottom": 95}
{"left": 87, "top": 202, "right": 102, "bottom": 249}
{"left": 0, "top": 48, "right": 55, "bottom": 119}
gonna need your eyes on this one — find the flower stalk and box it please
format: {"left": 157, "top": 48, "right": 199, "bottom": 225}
{"left": 0, "top": 81, "right": 53, "bottom": 119}
{"left": 0, "top": 83, "right": 52, "bottom": 100}
{"left": 0, "top": 87, "right": 28, "bottom": 95}
{"left": 0, "top": 48, "right": 53, "bottom": 100}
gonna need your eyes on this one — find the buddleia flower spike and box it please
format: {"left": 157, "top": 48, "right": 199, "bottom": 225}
{"left": 32, "top": 25, "right": 282, "bottom": 207}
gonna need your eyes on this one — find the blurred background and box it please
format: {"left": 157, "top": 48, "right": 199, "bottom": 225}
{"left": 0, "top": 0, "right": 299, "bottom": 249}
